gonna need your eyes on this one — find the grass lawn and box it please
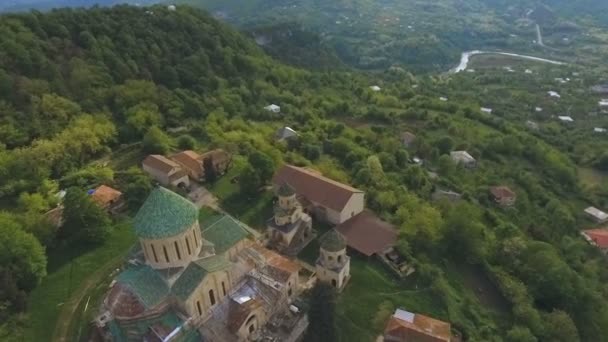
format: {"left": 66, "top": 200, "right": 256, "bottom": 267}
{"left": 334, "top": 257, "right": 443, "bottom": 342}
{"left": 25, "top": 221, "right": 136, "bottom": 342}
{"left": 578, "top": 166, "right": 607, "bottom": 188}
{"left": 208, "top": 156, "right": 275, "bottom": 231}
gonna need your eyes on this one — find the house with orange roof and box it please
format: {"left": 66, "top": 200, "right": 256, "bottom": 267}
{"left": 383, "top": 308, "right": 452, "bottom": 342}
{"left": 142, "top": 155, "right": 190, "bottom": 188}
{"left": 581, "top": 228, "right": 608, "bottom": 254}
{"left": 90, "top": 185, "right": 124, "bottom": 213}
{"left": 489, "top": 186, "right": 516, "bottom": 207}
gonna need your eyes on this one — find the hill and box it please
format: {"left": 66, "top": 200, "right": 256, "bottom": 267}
{"left": 0, "top": 0, "right": 159, "bottom": 13}
{"left": 0, "top": 4, "right": 607, "bottom": 342}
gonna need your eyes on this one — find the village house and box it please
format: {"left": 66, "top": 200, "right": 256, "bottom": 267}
{"left": 264, "top": 104, "right": 281, "bottom": 113}
{"left": 89, "top": 185, "right": 125, "bottom": 214}
{"left": 450, "top": 151, "right": 476, "bottom": 169}
{"left": 584, "top": 206, "right": 608, "bottom": 223}
{"left": 170, "top": 150, "right": 205, "bottom": 181}
{"left": 400, "top": 131, "right": 416, "bottom": 148}
{"left": 266, "top": 183, "right": 315, "bottom": 255}
{"left": 489, "top": 186, "right": 516, "bottom": 207}
{"left": 431, "top": 189, "right": 462, "bottom": 203}
{"left": 142, "top": 154, "right": 190, "bottom": 188}
{"left": 558, "top": 116, "right": 574, "bottom": 123}
{"left": 335, "top": 210, "right": 398, "bottom": 257}
{"left": 272, "top": 165, "right": 365, "bottom": 225}
{"left": 480, "top": 107, "right": 493, "bottom": 114}
{"left": 316, "top": 229, "right": 351, "bottom": 291}
{"left": 170, "top": 149, "right": 232, "bottom": 182}
{"left": 370, "top": 85, "right": 382, "bottom": 92}
{"left": 95, "top": 187, "right": 303, "bottom": 341}
{"left": 581, "top": 228, "right": 608, "bottom": 254}
{"left": 548, "top": 91, "right": 561, "bottom": 98}
{"left": 275, "top": 126, "right": 298, "bottom": 141}
{"left": 383, "top": 308, "right": 452, "bottom": 342}
{"left": 594, "top": 127, "right": 607, "bottom": 133}
{"left": 526, "top": 120, "right": 539, "bottom": 130}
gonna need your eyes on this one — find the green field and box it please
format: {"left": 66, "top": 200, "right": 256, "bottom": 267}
{"left": 25, "top": 222, "right": 136, "bottom": 342}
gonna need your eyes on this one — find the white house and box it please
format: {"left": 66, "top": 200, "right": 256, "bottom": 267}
{"left": 370, "top": 85, "right": 382, "bottom": 92}
{"left": 276, "top": 126, "right": 298, "bottom": 141}
{"left": 264, "top": 104, "right": 281, "bottom": 113}
{"left": 535, "top": 107, "right": 543, "bottom": 112}
{"left": 558, "top": 116, "right": 574, "bottom": 122}
{"left": 548, "top": 91, "right": 561, "bottom": 98}
{"left": 450, "top": 151, "right": 477, "bottom": 168}
{"left": 481, "top": 107, "right": 493, "bottom": 114}
{"left": 585, "top": 207, "right": 608, "bottom": 223}
{"left": 599, "top": 99, "right": 608, "bottom": 107}
{"left": 273, "top": 165, "right": 365, "bottom": 225}
{"left": 167, "top": 5, "right": 176, "bottom": 11}
{"left": 439, "top": 97, "right": 448, "bottom": 102}
{"left": 594, "top": 127, "right": 607, "bottom": 133}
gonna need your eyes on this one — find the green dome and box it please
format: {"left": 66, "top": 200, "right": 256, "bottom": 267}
{"left": 134, "top": 187, "right": 198, "bottom": 239}
{"left": 278, "top": 182, "right": 295, "bottom": 197}
{"left": 320, "top": 229, "right": 347, "bottom": 252}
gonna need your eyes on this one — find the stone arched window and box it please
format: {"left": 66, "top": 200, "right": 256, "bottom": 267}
{"left": 151, "top": 244, "right": 159, "bottom": 263}
{"left": 174, "top": 241, "right": 181, "bottom": 260}
{"left": 186, "top": 237, "right": 192, "bottom": 255}
{"left": 209, "top": 289, "right": 216, "bottom": 306}
{"left": 163, "top": 245, "right": 170, "bottom": 263}
{"left": 222, "top": 282, "right": 227, "bottom": 297}
{"left": 338, "top": 255, "right": 342, "bottom": 263}
{"left": 196, "top": 301, "right": 202, "bottom": 316}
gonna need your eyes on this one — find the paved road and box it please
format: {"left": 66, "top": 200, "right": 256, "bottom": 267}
{"left": 536, "top": 24, "right": 545, "bottom": 47}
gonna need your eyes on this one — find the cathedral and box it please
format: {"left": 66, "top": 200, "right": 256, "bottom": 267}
{"left": 95, "top": 187, "right": 301, "bottom": 341}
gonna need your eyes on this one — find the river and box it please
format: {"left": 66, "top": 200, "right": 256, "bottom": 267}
{"left": 452, "top": 50, "right": 565, "bottom": 73}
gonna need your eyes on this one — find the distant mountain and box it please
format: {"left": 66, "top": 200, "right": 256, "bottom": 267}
{"left": 0, "top": 0, "right": 160, "bottom": 13}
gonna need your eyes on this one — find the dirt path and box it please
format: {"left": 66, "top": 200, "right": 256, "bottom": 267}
{"left": 51, "top": 254, "right": 124, "bottom": 342}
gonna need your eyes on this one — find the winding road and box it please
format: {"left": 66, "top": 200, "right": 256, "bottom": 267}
{"left": 452, "top": 50, "right": 565, "bottom": 73}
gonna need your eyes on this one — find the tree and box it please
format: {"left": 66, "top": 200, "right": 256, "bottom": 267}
{"left": 177, "top": 134, "right": 196, "bottom": 150}
{"left": 0, "top": 213, "right": 47, "bottom": 293}
{"left": 436, "top": 136, "right": 454, "bottom": 155}
{"left": 248, "top": 151, "right": 275, "bottom": 184}
{"left": 239, "top": 165, "right": 261, "bottom": 196}
{"left": 126, "top": 102, "right": 163, "bottom": 136}
{"left": 61, "top": 187, "right": 111, "bottom": 244}
{"left": 142, "top": 126, "right": 171, "bottom": 154}
{"left": 506, "top": 326, "right": 537, "bottom": 342}
{"left": 304, "top": 283, "right": 336, "bottom": 342}
{"left": 119, "top": 167, "right": 153, "bottom": 210}
{"left": 542, "top": 310, "right": 580, "bottom": 342}
{"left": 203, "top": 156, "right": 217, "bottom": 183}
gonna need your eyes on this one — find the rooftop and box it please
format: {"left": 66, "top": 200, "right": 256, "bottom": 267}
{"left": 384, "top": 308, "right": 451, "bottom": 342}
{"left": 90, "top": 185, "right": 122, "bottom": 207}
{"left": 273, "top": 165, "right": 363, "bottom": 212}
{"left": 172, "top": 255, "right": 232, "bottom": 301}
{"left": 143, "top": 155, "right": 181, "bottom": 174}
{"left": 584, "top": 207, "right": 608, "bottom": 221}
{"left": 202, "top": 215, "right": 250, "bottom": 254}
{"left": 320, "top": 229, "right": 347, "bottom": 252}
{"left": 335, "top": 211, "right": 397, "bottom": 256}
{"left": 582, "top": 229, "right": 608, "bottom": 249}
{"left": 133, "top": 187, "right": 198, "bottom": 239}
{"left": 490, "top": 186, "right": 516, "bottom": 200}
{"left": 450, "top": 151, "right": 475, "bottom": 163}
{"left": 114, "top": 265, "right": 170, "bottom": 311}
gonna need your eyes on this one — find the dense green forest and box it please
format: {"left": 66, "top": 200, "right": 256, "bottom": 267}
{"left": 0, "top": 4, "right": 607, "bottom": 342}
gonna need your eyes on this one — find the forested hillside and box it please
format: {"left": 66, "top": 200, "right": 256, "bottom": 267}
{"left": 0, "top": 4, "right": 607, "bottom": 342}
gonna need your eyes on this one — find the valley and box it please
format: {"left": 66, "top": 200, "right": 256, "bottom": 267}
{"left": 0, "top": 2, "right": 606, "bottom": 342}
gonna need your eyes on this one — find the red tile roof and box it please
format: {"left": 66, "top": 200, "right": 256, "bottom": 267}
{"left": 583, "top": 229, "right": 608, "bottom": 248}
{"left": 335, "top": 211, "right": 397, "bottom": 256}
{"left": 143, "top": 155, "right": 180, "bottom": 174}
{"left": 489, "top": 186, "right": 516, "bottom": 200}
{"left": 384, "top": 310, "right": 451, "bottom": 342}
{"left": 273, "top": 165, "right": 363, "bottom": 212}
{"left": 91, "top": 185, "right": 122, "bottom": 208}
{"left": 170, "top": 150, "right": 203, "bottom": 179}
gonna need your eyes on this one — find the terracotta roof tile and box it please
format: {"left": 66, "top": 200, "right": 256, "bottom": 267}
{"left": 143, "top": 155, "right": 181, "bottom": 174}
{"left": 489, "top": 186, "right": 516, "bottom": 200}
{"left": 90, "top": 185, "right": 122, "bottom": 207}
{"left": 582, "top": 229, "right": 608, "bottom": 248}
{"left": 273, "top": 165, "right": 363, "bottom": 212}
{"left": 335, "top": 211, "right": 397, "bottom": 256}
{"left": 384, "top": 310, "right": 451, "bottom": 342}
{"left": 170, "top": 151, "right": 203, "bottom": 179}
